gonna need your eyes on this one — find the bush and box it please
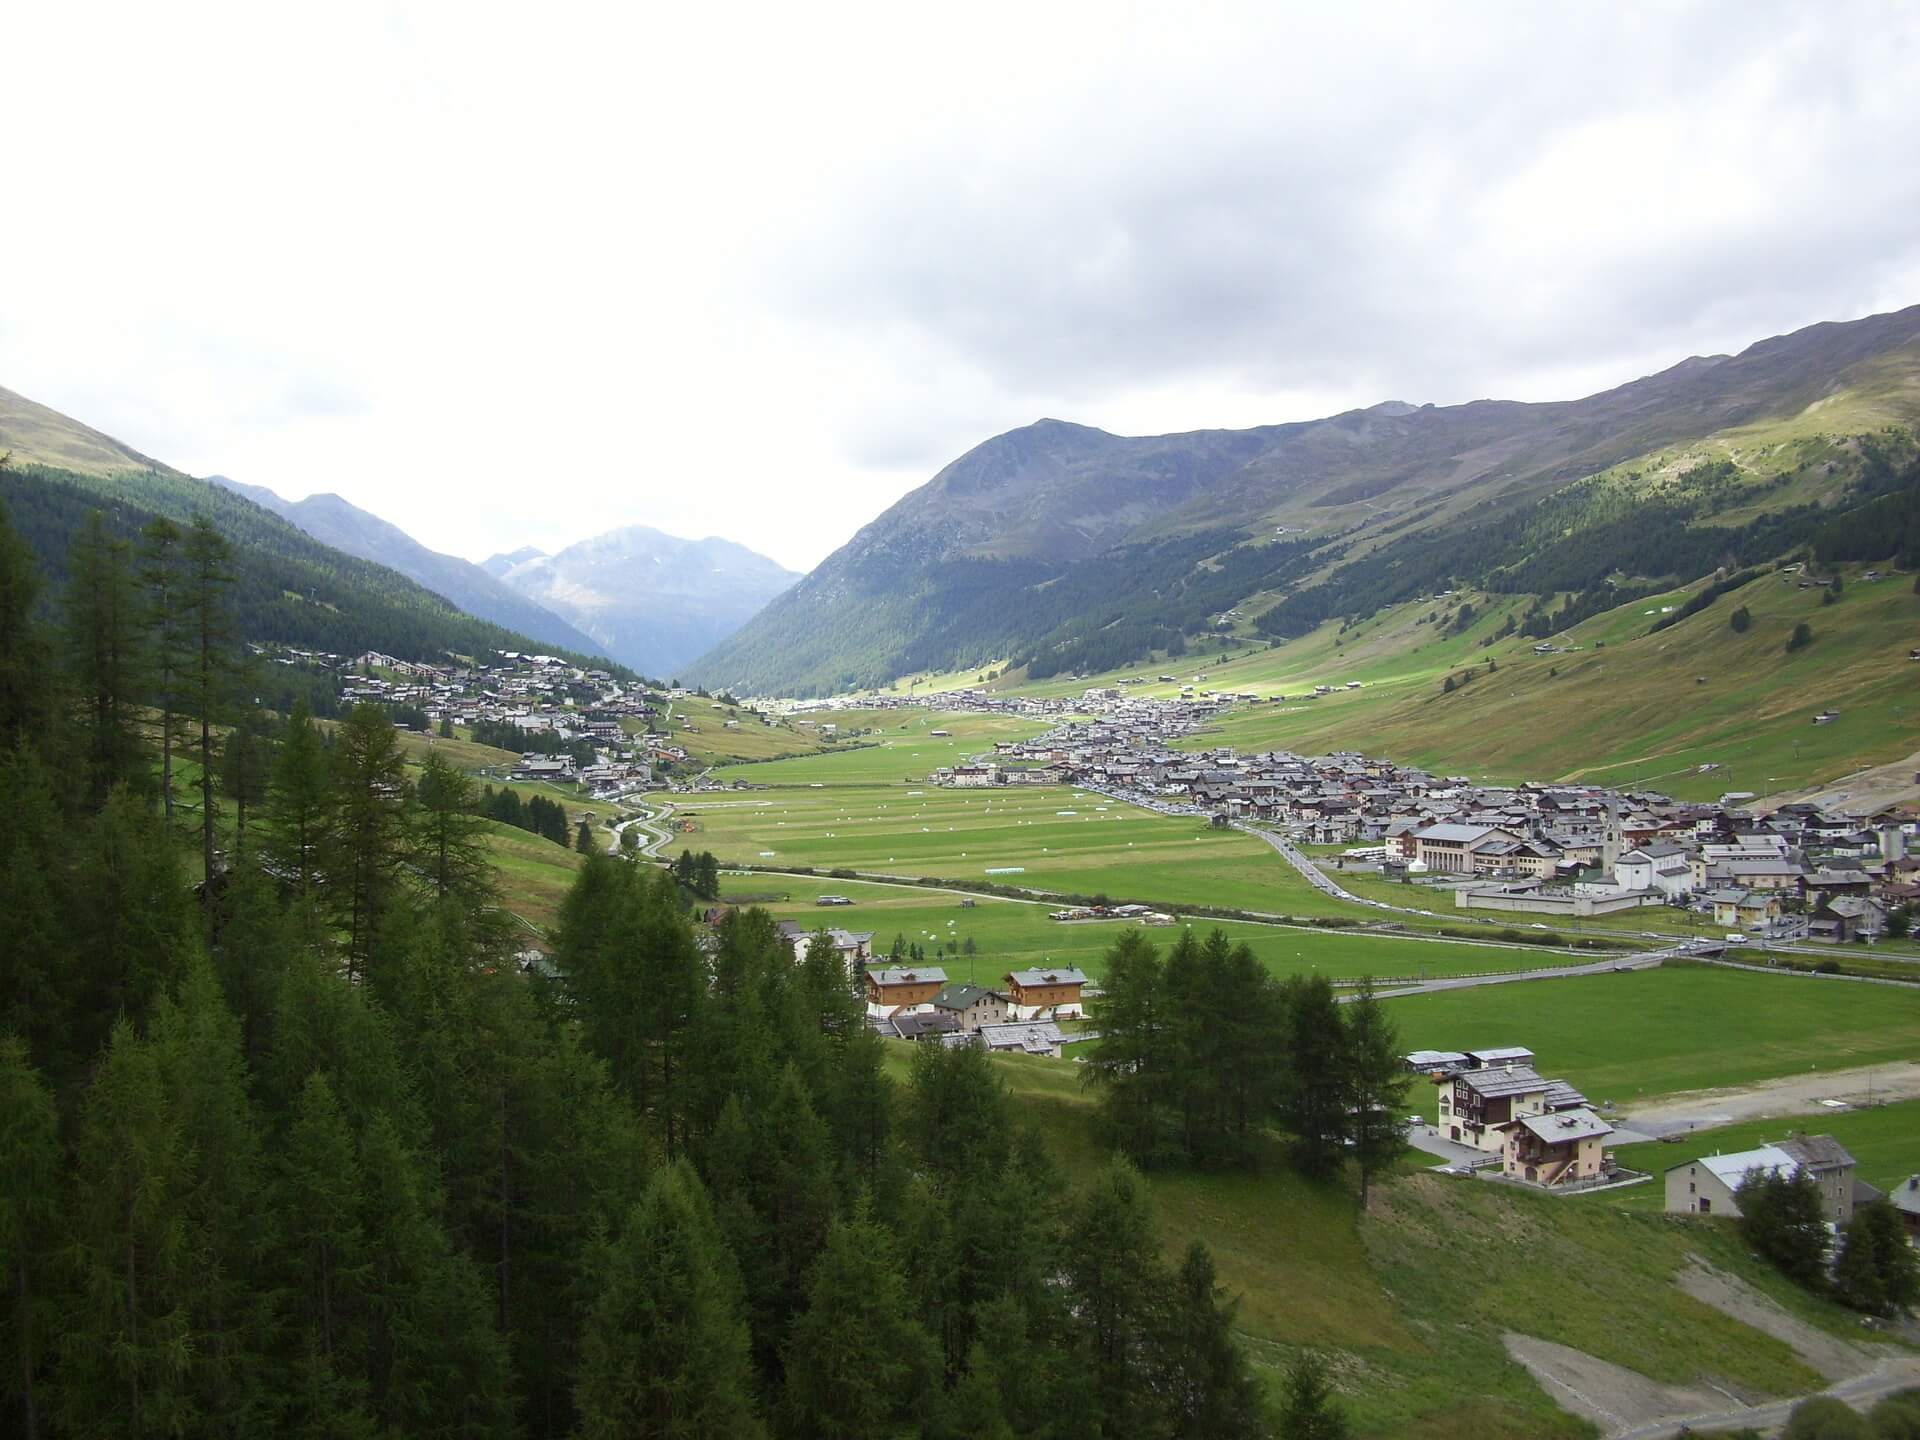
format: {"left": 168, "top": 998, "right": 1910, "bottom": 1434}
{"left": 1781, "top": 1395, "right": 1871, "bottom": 1438}
{"left": 1787, "top": 621, "right": 1814, "bottom": 652}
{"left": 1730, "top": 605, "right": 1752, "bottom": 632}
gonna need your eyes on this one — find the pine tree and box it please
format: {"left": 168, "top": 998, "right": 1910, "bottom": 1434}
{"left": 1342, "top": 978, "right": 1410, "bottom": 1207}
{"left": 1278, "top": 974, "right": 1349, "bottom": 1179}
{"left": 695, "top": 851, "right": 720, "bottom": 901}
{"left": 64, "top": 511, "right": 147, "bottom": 807}
{"left": 779, "top": 1202, "right": 939, "bottom": 1439}
{"left": 327, "top": 703, "right": 412, "bottom": 984}
{"left": 219, "top": 718, "right": 272, "bottom": 864}
{"left": 0, "top": 499, "right": 48, "bottom": 749}
{"left": 266, "top": 699, "right": 333, "bottom": 903}
{"left": 1159, "top": 1243, "right": 1269, "bottom": 1440}
{"left": 1833, "top": 1199, "right": 1919, "bottom": 1316}
{"left": 1277, "top": 1350, "right": 1348, "bottom": 1440}
{"left": 412, "top": 752, "right": 494, "bottom": 907}
{"left": 0, "top": 1039, "right": 58, "bottom": 1440}
{"left": 1736, "top": 1167, "right": 1830, "bottom": 1287}
{"left": 182, "top": 516, "right": 239, "bottom": 887}
{"left": 575, "top": 818, "right": 597, "bottom": 856}
{"left": 575, "top": 1161, "right": 764, "bottom": 1439}
{"left": 272, "top": 1073, "right": 376, "bottom": 1436}
{"left": 138, "top": 517, "right": 188, "bottom": 824}
{"left": 1061, "top": 1159, "right": 1172, "bottom": 1436}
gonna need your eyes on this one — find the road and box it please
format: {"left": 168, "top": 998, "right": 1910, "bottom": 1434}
{"left": 1619, "top": 1061, "right": 1920, "bottom": 1138}
{"left": 1362, "top": 949, "right": 1671, "bottom": 1000}
{"left": 1614, "top": 1355, "right": 1920, "bottom": 1439}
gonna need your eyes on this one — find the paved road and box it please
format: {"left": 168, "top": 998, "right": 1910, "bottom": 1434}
{"left": 1361, "top": 950, "right": 1670, "bottom": 1000}
{"left": 1614, "top": 1355, "right": 1920, "bottom": 1439}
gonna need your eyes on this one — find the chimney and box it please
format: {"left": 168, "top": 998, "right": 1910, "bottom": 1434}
{"left": 1505, "top": 1061, "right": 1515, "bottom": 1074}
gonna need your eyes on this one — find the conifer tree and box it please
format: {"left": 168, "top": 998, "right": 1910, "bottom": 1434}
{"left": 1277, "top": 1350, "right": 1348, "bottom": 1440}
{"left": 1342, "top": 977, "right": 1410, "bottom": 1206}
{"left": 412, "top": 751, "right": 494, "bottom": 906}
{"left": 219, "top": 717, "right": 272, "bottom": 863}
{"left": 1278, "top": 974, "right": 1349, "bottom": 1179}
{"left": 327, "top": 702, "right": 412, "bottom": 984}
{"left": 1833, "top": 1199, "right": 1919, "bottom": 1316}
{"left": 1159, "top": 1243, "right": 1269, "bottom": 1440}
{"left": 266, "top": 699, "right": 333, "bottom": 903}
{"left": 575, "top": 817, "right": 596, "bottom": 855}
{"left": 1061, "top": 1159, "right": 1172, "bottom": 1435}
{"left": 575, "top": 1161, "right": 764, "bottom": 1439}
{"left": 137, "top": 516, "right": 188, "bottom": 823}
{"left": 182, "top": 516, "right": 238, "bottom": 886}
{"left": 779, "top": 1202, "right": 939, "bottom": 1440}
{"left": 64, "top": 511, "right": 146, "bottom": 807}
{"left": 0, "top": 499, "right": 47, "bottom": 749}
{"left": 0, "top": 1038, "right": 58, "bottom": 1440}
{"left": 0, "top": 750, "right": 72, "bottom": 1071}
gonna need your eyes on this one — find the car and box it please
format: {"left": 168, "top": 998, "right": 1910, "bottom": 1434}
{"left": 1405, "top": 1114, "right": 1425, "bottom": 1129}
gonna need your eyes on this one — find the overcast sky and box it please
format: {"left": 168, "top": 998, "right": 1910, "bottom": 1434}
{"left": 5, "top": 2, "right": 1919, "bottom": 573}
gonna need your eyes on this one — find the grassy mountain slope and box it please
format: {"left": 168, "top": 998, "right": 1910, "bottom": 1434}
{"left": 688, "top": 304, "right": 1920, "bottom": 696}
{"left": 0, "top": 383, "right": 628, "bottom": 669}
{"left": 207, "top": 476, "right": 609, "bottom": 658}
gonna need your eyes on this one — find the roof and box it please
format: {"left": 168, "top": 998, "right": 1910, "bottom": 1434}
{"left": 1469, "top": 1047, "right": 1536, "bottom": 1065}
{"left": 1511, "top": 1107, "right": 1613, "bottom": 1144}
{"left": 1891, "top": 1175, "right": 1920, "bottom": 1218}
{"left": 867, "top": 967, "right": 947, "bottom": 988}
{"left": 1006, "top": 967, "right": 1089, "bottom": 988}
{"left": 1543, "top": 1080, "right": 1589, "bottom": 1110}
{"left": 930, "top": 983, "right": 1005, "bottom": 1011}
{"left": 1416, "top": 823, "right": 1504, "bottom": 843}
{"left": 1776, "top": 1134, "right": 1857, "bottom": 1173}
{"left": 978, "top": 1021, "right": 1066, "bottom": 1054}
{"left": 1458, "top": 1066, "right": 1552, "bottom": 1099}
{"left": 890, "top": 1012, "right": 960, "bottom": 1040}
{"left": 1686, "top": 1144, "right": 1800, "bottom": 1190}
{"left": 1406, "top": 1049, "right": 1469, "bottom": 1069}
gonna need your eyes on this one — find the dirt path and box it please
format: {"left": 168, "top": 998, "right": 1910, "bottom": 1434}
{"left": 1621, "top": 1061, "right": 1920, "bottom": 1136}
{"left": 1756, "top": 745, "right": 1920, "bottom": 815}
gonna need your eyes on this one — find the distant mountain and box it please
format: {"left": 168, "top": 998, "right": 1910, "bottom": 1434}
{"left": 492, "top": 526, "right": 800, "bottom": 677}
{"left": 0, "top": 387, "right": 624, "bottom": 674}
{"left": 481, "top": 545, "right": 544, "bottom": 579}
{"left": 205, "top": 478, "right": 604, "bottom": 658}
{"left": 686, "top": 303, "right": 1920, "bottom": 695}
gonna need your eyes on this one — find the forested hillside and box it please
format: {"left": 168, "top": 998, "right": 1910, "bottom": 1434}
{"left": 690, "top": 304, "right": 1920, "bottom": 695}
{"left": 0, "top": 498, "right": 1295, "bottom": 1439}
{"left": 1, "top": 458, "right": 623, "bottom": 670}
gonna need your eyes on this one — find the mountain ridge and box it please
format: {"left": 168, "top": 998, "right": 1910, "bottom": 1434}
{"left": 687, "top": 303, "right": 1920, "bottom": 695}
{"left": 203, "top": 476, "right": 608, "bottom": 658}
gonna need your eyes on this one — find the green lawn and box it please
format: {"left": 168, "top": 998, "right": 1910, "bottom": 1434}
{"left": 1390, "top": 965, "right": 1920, "bottom": 1103}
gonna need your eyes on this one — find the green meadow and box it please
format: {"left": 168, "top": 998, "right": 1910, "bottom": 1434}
{"left": 712, "top": 871, "right": 1585, "bottom": 984}
{"left": 1388, "top": 965, "right": 1920, "bottom": 1103}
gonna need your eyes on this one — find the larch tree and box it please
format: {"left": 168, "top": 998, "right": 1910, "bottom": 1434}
{"left": 574, "top": 1161, "right": 764, "bottom": 1440}
{"left": 0, "top": 1038, "right": 59, "bottom": 1440}
{"left": 137, "top": 516, "right": 188, "bottom": 823}
{"left": 327, "top": 703, "right": 412, "bottom": 985}
{"left": 182, "top": 516, "right": 239, "bottom": 889}
{"left": 64, "top": 511, "right": 146, "bottom": 807}
{"left": 1342, "top": 977, "right": 1411, "bottom": 1207}
{"left": 265, "top": 699, "right": 332, "bottom": 903}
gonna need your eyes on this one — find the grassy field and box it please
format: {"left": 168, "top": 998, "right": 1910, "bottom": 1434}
{"left": 480, "top": 820, "right": 586, "bottom": 931}
{"left": 1389, "top": 965, "right": 1920, "bottom": 1104}
{"left": 658, "top": 695, "right": 840, "bottom": 767}
{"left": 711, "top": 871, "right": 1590, "bottom": 984}
{"left": 683, "top": 780, "right": 1340, "bottom": 914}
{"left": 1600, "top": 1096, "right": 1920, "bottom": 1211}
{"left": 711, "top": 707, "right": 1052, "bottom": 786}
{"left": 975, "top": 564, "right": 1919, "bottom": 802}
{"left": 889, "top": 1041, "right": 1886, "bottom": 1438}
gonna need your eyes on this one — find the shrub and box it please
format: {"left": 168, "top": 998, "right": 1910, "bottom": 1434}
{"left": 1780, "top": 1395, "right": 1871, "bottom": 1438}
{"left": 1730, "top": 605, "right": 1752, "bottom": 632}
{"left": 1787, "top": 621, "right": 1814, "bottom": 652}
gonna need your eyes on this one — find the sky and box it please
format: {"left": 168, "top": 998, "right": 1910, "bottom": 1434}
{"left": 4, "top": 2, "right": 1920, "bottom": 574}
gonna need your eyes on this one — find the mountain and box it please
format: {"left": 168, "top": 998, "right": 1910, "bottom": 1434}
{"left": 481, "top": 545, "right": 544, "bottom": 579}
{"left": 0, "top": 387, "right": 625, "bottom": 674}
{"left": 686, "top": 304, "right": 1920, "bottom": 695}
{"left": 205, "top": 478, "right": 605, "bottom": 658}
{"left": 491, "top": 526, "right": 800, "bottom": 678}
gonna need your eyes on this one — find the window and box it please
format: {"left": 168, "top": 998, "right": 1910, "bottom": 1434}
{"left": 1689, "top": 1183, "right": 1695, "bottom": 1194}
{"left": 1699, "top": 1197, "right": 1711, "bottom": 1214}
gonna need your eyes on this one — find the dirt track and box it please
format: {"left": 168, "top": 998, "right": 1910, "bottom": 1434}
{"left": 1620, "top": 1061, "right": 1920, "bottom": 1136}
